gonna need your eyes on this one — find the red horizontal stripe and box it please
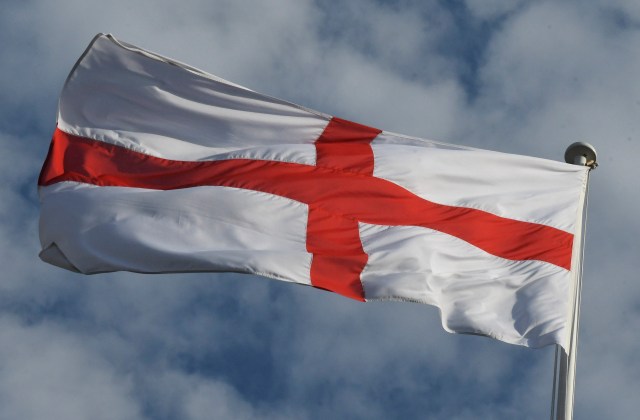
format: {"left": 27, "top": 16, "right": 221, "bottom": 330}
{"left": 40, "top": 128, "right": 574, "bottom": 272}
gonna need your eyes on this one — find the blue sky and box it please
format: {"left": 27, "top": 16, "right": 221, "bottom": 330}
{"left": 1, "top": 0, "right": 639, "bottom": 419}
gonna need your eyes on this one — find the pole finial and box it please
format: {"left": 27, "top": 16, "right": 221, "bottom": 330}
{"left": 565, "top": 142, "right": 597, "bottom": 169}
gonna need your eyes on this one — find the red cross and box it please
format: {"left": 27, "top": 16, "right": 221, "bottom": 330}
{"left": 39, "top": 118, "right": 574, "bottom": 301}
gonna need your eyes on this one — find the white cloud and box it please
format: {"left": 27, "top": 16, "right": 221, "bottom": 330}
{"left": 0, "top": 317, "right": 142, "bottom": 420}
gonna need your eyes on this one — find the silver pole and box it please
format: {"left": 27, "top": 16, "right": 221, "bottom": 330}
{"left": 551, "top": 142, "right": 597, "bottom": 420}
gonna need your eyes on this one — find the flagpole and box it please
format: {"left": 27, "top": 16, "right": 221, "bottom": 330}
{"left": 551, "top": 142, "right": 597, "bottom": 420}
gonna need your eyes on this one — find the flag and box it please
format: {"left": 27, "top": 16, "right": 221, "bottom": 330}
{"left": 38, "top": 34, "right": 589, "bottom": 349}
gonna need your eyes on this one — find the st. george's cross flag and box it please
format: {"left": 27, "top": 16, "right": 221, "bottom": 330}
{"left": 39, "top": 34, "right": 589, "bottom": 350}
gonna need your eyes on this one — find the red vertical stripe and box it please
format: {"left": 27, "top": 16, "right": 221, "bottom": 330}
{"left": 308, "top": 118, "right": 381, "bottom": 300}
{"left": 315, "top": 117, "right": 381, "bottom": 175}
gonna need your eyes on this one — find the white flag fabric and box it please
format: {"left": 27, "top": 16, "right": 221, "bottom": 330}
{"left": 39, "top": 34, "right": 589, "bottom": 349}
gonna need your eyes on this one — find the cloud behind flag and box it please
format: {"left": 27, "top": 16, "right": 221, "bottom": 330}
{"left": 38, "top": 34, "right": 588, "bottom": 350}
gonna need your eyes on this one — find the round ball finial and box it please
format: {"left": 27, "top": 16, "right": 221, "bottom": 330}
{"left": 565, "top": 142, "right": 597, "bottom": 168}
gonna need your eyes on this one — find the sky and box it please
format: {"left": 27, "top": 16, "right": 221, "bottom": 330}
{"left": 1, "top": 0, "right": 639, "bottom": 419}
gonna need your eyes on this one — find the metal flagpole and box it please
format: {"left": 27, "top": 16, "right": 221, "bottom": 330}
{"left": 550, "top": 142, "right": 597, "bottom": 420}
